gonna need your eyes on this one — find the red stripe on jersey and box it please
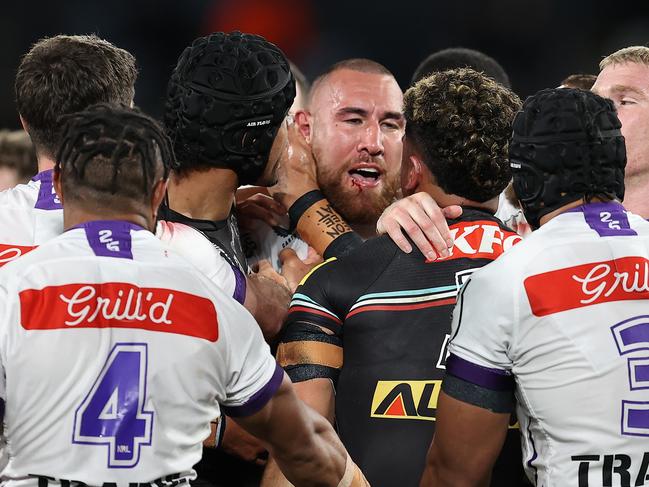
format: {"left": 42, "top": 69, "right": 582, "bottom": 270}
{"left": 0, "top": 243, "right": 37, "bottom": 267}
{"left": 346, "top": 297, "right": 457, "bottom": 319}
{"left": 288, "top": 306, "right": 342, "bottom": 324}
{"left": 525, "top": 256, "right": 649, "bottom": 317}
{"left": 19, "top": 282, "right": 219, "bottom": 341}
{"left": 427, "top": 220, "right": 522, "bottom": 263}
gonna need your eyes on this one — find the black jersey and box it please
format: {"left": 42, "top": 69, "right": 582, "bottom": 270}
{"left": 277, "top": 208, "right": 529, "bottom": 487}
{"left": 158, "top": 203, "right": 248, "bottom": 274}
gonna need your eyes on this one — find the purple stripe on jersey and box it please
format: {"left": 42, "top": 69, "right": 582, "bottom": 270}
{"left": 445, "top": 353, "right": 515, "bottom": 391}
{"left": 221, "top": 363, "right": 284, "bottom": 418}
{"left": 32, "top": 169, "right": 63, "bottom": 210}
{"left": 568, "top": 201, "right": 636, "bottom": 237}
{"left": 70, "top": 220, "right": 145, "bottom": 259}
{"left": 525, "top": 422, "right": 539, "bottom": 485}
{"left": 231, "top": 265, "right": 247, "bottom": 304}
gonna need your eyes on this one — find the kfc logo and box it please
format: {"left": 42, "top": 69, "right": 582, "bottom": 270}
{"left": 427, "top": 221, "right": 521, "bottom": 262}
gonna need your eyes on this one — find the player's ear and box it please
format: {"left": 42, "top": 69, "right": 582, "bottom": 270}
{"left": 403, "top": 154, "right": 424, "bottom": 193}
{"left": 52, "top": 166, "right": 64, "bottom": 205}
{"left": 19, "top": 115, "right": 29, "bottom": 133}
{"left": 151, "top": 178, "right": 168, "bottom": 220}
{"left": 294, "top": 110, "right": 313, "bottom": 144}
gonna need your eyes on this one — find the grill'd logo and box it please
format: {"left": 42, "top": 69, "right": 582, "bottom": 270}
{"left": 525, "top": 256, "right": 649, "bottom": 316}
{"left": 370, "top": 381, "right": 441, "bottom": 421}
{"left": 0, "top": 243, "right": 37, "bottom": 266}
{"left": 19, "top": 282, "right": 219, "bottom": 341}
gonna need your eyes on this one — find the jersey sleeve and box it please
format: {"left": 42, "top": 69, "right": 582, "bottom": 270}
{"left": 157, "top": 221, "right": 246, "bottom": 304}
{"left": 218, "top": 298, "right": 283, "bottom": 417}
{"left": 276, "top": 258, "right": 344, "bottom": 383}
{"left": 444, "top": 266, "right": 516, "bottom": 410}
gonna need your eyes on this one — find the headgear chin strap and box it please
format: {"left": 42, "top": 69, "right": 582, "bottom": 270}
{"left": 509, "top": 88, "right": 626, "bottom": 228}
{"left": 164, "top": 31, "right": 295, "bottom": 185}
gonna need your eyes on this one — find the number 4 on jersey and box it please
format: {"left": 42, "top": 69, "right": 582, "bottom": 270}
{"left": 72, "top": 343, "right": 154, "bottom": 468}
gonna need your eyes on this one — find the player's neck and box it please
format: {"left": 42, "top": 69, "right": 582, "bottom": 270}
{"left": 417, "top": 182, "right": 499, "bottom": 214}
{"left": 62, "top": 206, "right": 154, "bottom": 233}
{"left": 36, "top": 154, "right": 55, "bottom": 173}
{"left": 538, "top": 197, "right": 620, "bottom": 226}
{"left": 166, "top": 168, "right": 237, "bottom": 222}
{"left": 621, "top": 174, "right": 649, "bottom": 218}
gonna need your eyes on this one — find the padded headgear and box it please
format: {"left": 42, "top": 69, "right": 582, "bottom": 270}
{"left": 164, "top": 31, "right": 295, "bottom": 185}
{"left": 509, "top": 88, "right": 626, "bottom": 228}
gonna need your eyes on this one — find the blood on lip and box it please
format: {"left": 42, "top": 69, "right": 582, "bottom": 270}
{"left": 348, "top": 171, "right": 381, "bottom": 190}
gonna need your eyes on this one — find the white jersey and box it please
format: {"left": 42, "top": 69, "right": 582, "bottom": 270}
{"left": 447, "top": 202, "right": 649, "bottom": 487}
{"left": 0, "top": 220, "right": 280, "bottom": 486}
{"left": 241, "top": 217, "right": 309, "bottom": 272}
{"left": 156, "top": 221, "right": 246, "bottom": 304}
{"left": 0, "top": 173, "right": 246, "bottom": 304}
{"left": 0, "top": 170, "right": 63, "bottom": 267}
{"left": 495, "top": 192, "right": 531, "bottom": 237}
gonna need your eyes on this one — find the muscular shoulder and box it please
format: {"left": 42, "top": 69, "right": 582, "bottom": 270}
{"left": 157, "top": 221, "right": 227, "bottom": 270}
{"left": 298, "top": 236, "right": 398, "bottom": 304}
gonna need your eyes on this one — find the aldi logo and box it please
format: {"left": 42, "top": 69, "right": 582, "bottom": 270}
{"left": 370, "top": 379, "right": 521, "bottom": 429}
{"left": 370, "top": 380, "right": 441, "bottom": 421}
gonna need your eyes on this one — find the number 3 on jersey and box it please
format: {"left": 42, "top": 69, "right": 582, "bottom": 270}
{"left": 72, "top": 343, "right": 154, "bottom": 468}
{"left": 611, "top": 316, "right": 649, "bottom": 436}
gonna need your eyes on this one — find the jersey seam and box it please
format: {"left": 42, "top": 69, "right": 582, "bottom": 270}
{"left": 344, "top": 242, "right": 400, "bottom": 316}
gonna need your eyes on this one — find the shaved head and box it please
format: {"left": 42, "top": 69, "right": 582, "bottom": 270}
{"left": 297, "top": 61, "right": 404, "bottom": 236}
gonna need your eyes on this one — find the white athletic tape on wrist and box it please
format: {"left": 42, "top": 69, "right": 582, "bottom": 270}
{"left": 337, "top": 453, "right": 355, "bottom": 487}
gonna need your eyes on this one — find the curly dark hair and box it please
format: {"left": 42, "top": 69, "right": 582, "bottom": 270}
{"left": 404, "top": 67, "right": 521, "bottom": 202}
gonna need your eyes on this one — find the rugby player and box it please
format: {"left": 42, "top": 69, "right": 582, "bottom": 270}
{"left": 263, "top": 68, "right": 528, "bottom": 487}
{"left": 559, "top": 73, "right": 597, "bottom": 90}
{"left": 160, "top": 31, "right": 295, "bottom": 341}
{"left": 394, "top": 45, "right": 649, "bottom": 239}
{"left": 0, "top": 130, "right": 37, "bottom": 190}
{"left": 237, "top": 61, "right": 314, "bottom": 273}
{"left": 410, "top": 47, "right": 511, "bottom": 87}
{"left": 421, "top": 88, "right": 649, "bottom": 487}
{"left": 242, "top": 58, "right": 460, "bottom": 272}
{"left": 0, "top": 34, "right": 136, "bottom": 267}
{"left": 592, "top": 46, "right": 649, "bottom": 217}
{"left": 0, "top": 103, "right": 368, "bottom": 487}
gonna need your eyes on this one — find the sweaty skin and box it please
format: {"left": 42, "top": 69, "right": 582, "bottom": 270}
{"left": 592, "top": 62, "right": 649, "bottom": 217}
{"left": 304, "top": 69, "right": 405, "bottom": 238}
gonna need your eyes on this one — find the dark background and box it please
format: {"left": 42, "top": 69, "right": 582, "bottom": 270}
{"left": 2, "top": 0, "right": 649, "bottom": 129}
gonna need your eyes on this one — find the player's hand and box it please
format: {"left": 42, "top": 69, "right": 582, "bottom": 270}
{"left": 236, "top": 185, "right": 268, "bottom": 204}
{"left": 255, "top": 259, "right": 291, "bottom": 291}
{"left": 376, "top": 192, "right": 461, "bottom": 261}
{"left": 237, "top": 192, "right": 287, "bottom": 231}
{"left": 221, "top": 417, "right": 269, "bottom": 466}
{"left": 279, "top": 247, "right": 323, "bottom": 293}
{"left": 269, "top": 120, "right": 319, "bottom": 209}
